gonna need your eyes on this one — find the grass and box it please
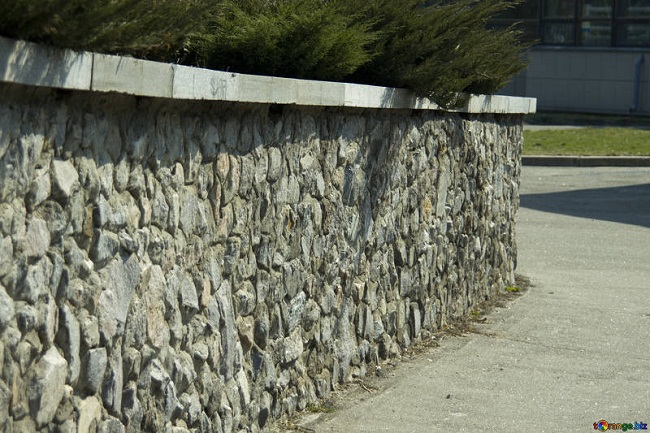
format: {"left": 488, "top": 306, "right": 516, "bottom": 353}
{"left": 305, "top": 402, "right": 335, "bottom": 414}
{"left": 523, "top": 127, "right": 650, "bottom": 156}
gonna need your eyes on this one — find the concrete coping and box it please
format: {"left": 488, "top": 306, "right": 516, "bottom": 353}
{"left": 0, "top": 36, "right": 536, "bottom": 114}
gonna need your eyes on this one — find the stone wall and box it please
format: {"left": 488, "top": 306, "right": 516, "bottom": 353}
{"left": 0, "top": 81, "right": 523, "bottom": 433}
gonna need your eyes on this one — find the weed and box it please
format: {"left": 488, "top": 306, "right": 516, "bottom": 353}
{"left": 305, "top": 403, "right": 335, "bottom": 414}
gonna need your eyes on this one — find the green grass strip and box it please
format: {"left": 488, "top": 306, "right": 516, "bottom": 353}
{"left": 524, "top": 128, "right": 650, "bottom": 156}
{"left": 523, "top": 128, "right": 650, "bottom": 156}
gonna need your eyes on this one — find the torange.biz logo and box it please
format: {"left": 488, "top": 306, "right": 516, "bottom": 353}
{"left": 594, "top": 420, "right": 648, "bottom": 431}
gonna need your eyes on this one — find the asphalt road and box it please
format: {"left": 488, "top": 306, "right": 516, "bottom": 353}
{"left": 294, "top": 166, "right": 650, "bottom": 433}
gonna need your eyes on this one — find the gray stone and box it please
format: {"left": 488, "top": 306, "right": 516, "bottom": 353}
{"left": 180, "top": 391, "right": 202, "bottom": 426}
{"left": 221, "top": 155, "right": 239, "bottom": 205}
{"left": 436, "top": 157, "right": 451, "bottom": 217}
{"left": 26, "top": 167, "right": 50, "bottom": 210}
{"left": 164, "top": 381, "right": 183, "bottom": 421}
{"left": 99, "top": 416, "right": 126, "bottom": 433}
{"left": 117, "top": 230, "right": 139, "bottom": 254}
{"left": 15, "top": 302, "right": 37, "bottom": 334}
{"left": 78, "top": 396, "right": 103, "bottom": 433}
{"left": 107, "top": 191, "right": 141, "bottom": 230}
{"left": 0, "top": 284, "right": 15, "bottom": 329}
{"left": 27, "top": 347, "right": 68, "bottom": 427}
{"left": 193, "top": 342, "right": 209, "bottom": 363}
{"left": 0, "top": 204, "right": 11, "bottom": 238}
{"left": 37, "top": 295, "right": 58, "bottom": 346}
{"left": 172, "top": 351, "right": 197, "bottom": 394}
{"left": 103, "top": 348, "right": 123, "bottom": 414}
{"left": 179, "top": 187, "right": 199, "bottom": 235}
{"left": 122, "top": 382, "right": 143, "bottom": 432}
{"left": 122, "top": 296, "right": 148, "bottom": 349}
{"left": 49, "top": 250, "right": 64, "bottom": 295}
{"left": 216, "top": 281, "right": 240, "bottom": 380}
{"left": 82, "top": 347, "right": 107, "bottom": 393}
{"left": 410, "top": 302, "right": 422, "bottom": 338}
{"left": 233, "top": 281, "right": 256, "bottom": 317}
{"left": 0, "top": 236, "right": 12, "bottom": 277}
{"left": 235, "top": 368, "right": 251, "bottom": 407}
{"left": 283, "top": 261, "right": 305, "bottom": 299}
{"left": 65, "top": 237, "right": 93, "bottom": 279}
{"left": 123, "top": 347, "right": 142, "bottom": 381}
{"left": 206, "top": 296, "right": 221, "bottom": 332}
{"left": 287, "top": 291, "right": 306, "bottom": 333}
{"left": 223, "top": 237, "right": 241, "bottom": 276}
{"left": 0, "top": 379, "right": 10, "bottom": 420}
{"left": 77, "top": 157, "right": 101, "bottom": 201}
{"left": 57, "top": 303, "right": 81, "bottom": 384}
{"left": 179, "top": 273, "right": 199, "bottom": 313}
{"left": 12, "top": 417, "right": 37, "bottom": 433}
{"left": 91, "top": 230, "right": 120, "bottom": 266}
{"left": 151, "top": 185, "right": 169, "bottom": 229}
{"left": 267, "top": 147, "right": 282, "bottom": 183}
{"left": 167, "top": 192, "right": 181, "bottom": 234}
{"left": 98, "top": 254, "right": 141, "bottom": 340}
{"left": 51, "top": 159, "right": 80, "bottom": 200}
{"left": 281, "top": 329, "right": 303, "bottom": 364}
{"left": 114, "top": 158, "right": 130, "bottom": 193}
{"left": 95, "top": 195, "right": 112, "bottom": 228}
{"left": 143, "top": 265, "right": 168, "bottom": 349}
{"left": 19, "top": 256, "right": 52, "bottom": 302}
{"left": 236, "top": 316, "right": 255, "bottom": 350}
{"left": 253, "top": 304, "right": 270, "bottom": 349}
{"left": 80, "top": 311, "right": 100, "bottom": 348}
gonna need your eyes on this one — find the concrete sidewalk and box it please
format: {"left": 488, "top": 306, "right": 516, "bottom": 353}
{"left": 289, "top": 166, "right": 650, "bottom": 433}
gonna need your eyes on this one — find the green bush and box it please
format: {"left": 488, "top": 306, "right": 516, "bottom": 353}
{"left": 0, "top": 0, "right": 530, "bottom": 107}
{"left": 0, "top": 0, "right": 217, "bottom": 61}
{"left": 342, "top": 0, "right": 530, "bottom": 107}
{"left": 187, "top": 0, "right": 378, "bottom": 81}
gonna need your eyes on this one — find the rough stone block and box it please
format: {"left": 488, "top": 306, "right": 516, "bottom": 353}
{"left": 77, "top": 396, "right": 102, "bottom": 433}
{"left": 82, "top": 348, "right": 107, "bottom": 394}
{"left": 27, "top": 347, "right": 68, "bottom": 427}
{"left": 51, "top": 159, "right": 80, "bottom": 201}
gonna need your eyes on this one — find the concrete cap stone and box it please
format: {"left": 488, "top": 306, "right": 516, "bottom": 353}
{"left": 0, "top": 36, "right": 536, "bottom": 114}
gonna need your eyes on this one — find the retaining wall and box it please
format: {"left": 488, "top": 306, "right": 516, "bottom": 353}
{"left": 0, "top": 37, "right": 535, "bottom": 433}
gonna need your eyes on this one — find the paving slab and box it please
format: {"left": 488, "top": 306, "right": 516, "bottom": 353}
{"left": 290, "top": 166, "right": 650, "bottom": 433}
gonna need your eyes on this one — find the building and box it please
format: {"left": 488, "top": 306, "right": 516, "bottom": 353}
{"left": 494, "top": 0, "right": 650, "bottom": 115}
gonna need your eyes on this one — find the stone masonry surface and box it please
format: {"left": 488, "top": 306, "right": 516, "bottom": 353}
{"left": 0, "top": 80, "right": 523, "bottom": 432}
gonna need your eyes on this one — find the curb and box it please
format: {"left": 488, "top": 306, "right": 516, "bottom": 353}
{"left": 522, "top": 155, "right": 650, "bottom": 167}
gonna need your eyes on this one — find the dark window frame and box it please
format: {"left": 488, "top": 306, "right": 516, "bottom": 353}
{"left": 490, "top": 0, "right": 650, "bottom": 47}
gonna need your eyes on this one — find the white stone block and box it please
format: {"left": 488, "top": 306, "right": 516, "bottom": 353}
{"left": 292, "top": 79, "right": 345, "bottom": 106}
{"left": 91, "top": 53, "right": 173, "bottom": 98}
{"left": 172, "top": 65, "right": 238, "bottom": 101}
{"left": 0, "top": 36, "right": 92, "bottom": 90}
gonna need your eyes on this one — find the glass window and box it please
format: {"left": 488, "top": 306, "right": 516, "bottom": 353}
{"left": 617, "top": 22, "right": 650, "bottom": 44}
{"left": 580, "top": 20, "right": 612, "bottom": 44}
{"left": 581, "top": 0, "right": 612, "bottom": 17}
{"left": 544, "top": 0, "right": 576, "bottom": 18}
{"left": 618, "top": 0, "right": 650, "bottom": 18}
{"left": 542, "top": 21, "right": 576, "bottom": 43}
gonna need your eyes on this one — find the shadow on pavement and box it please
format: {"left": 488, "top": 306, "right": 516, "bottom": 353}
{"left": 520, "top": 183, "right": 650, "bottom": 228}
